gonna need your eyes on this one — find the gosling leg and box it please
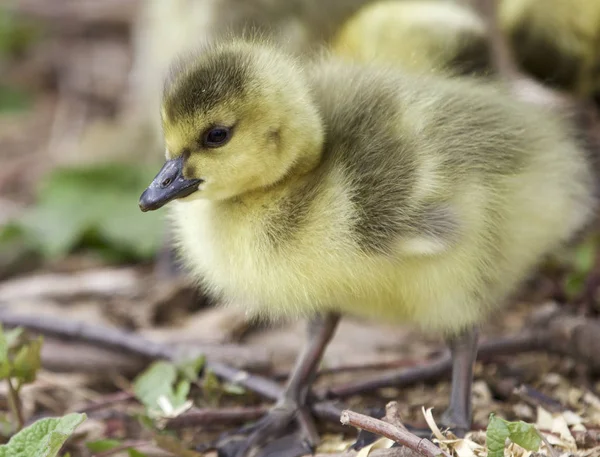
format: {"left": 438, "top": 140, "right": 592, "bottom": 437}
{"left": 216, "top": 312, "right": 341, "bottom": 457}
{"left": 439, "top": 326, "right": 479, "bottom": 437}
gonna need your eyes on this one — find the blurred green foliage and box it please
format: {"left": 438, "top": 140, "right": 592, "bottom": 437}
{"left": 0, "top": 325, "right": 43, "bottom": 436}
{"left": 0, "top": 85, "right": 32, "bottom": 113}
{"left": 0, "top": 163, "right": 166, "bottom": 265}
{"left": 0, "top": 5, "right": 39, "bottom": 114}
{"left": 562, "top": 233, "right": 599, "bottom": 300}
{"left": 86, "top": 440, "right": 148, "bottom": 457}
{"left": 132, "top": 356, "right": 204, "bottom": 419}
{"left": 133, "top": 360, "right": 191, "bottom": 419}
{"left": 0, "top": 5, "right": 41, "bottom": 59}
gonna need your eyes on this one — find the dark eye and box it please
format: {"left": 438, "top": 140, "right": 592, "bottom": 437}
{"left": 203, "top": 126, "right": 232, "bottom": 148}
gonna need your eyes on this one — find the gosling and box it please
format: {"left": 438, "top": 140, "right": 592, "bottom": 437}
{"left": 139, "top": 40, "right": 596, "bottom": 456}
{"left": 332, "top": 0, "right": 493, "bottom": 77}
{"left": 499, "top": 0, "right": 600, "bottom": 103}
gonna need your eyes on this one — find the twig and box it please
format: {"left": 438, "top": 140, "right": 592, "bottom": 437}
{"left": 3, "top": 304, "right": 600, "bottom": 426}
{"left": 165, "top": 405, "right": 270, "bottom": 429}
{"left": 326, "top": 304, "right": 600, "bottom": 398}
{"left": 312, "top": 451, "right": 426, "bottom": 457}
{"left": 514, "top": 384, "right": 565, "bottom": 413}
{"left": 324, "top": 333, "right": 540, "bottom": 398}
{"left": 0, "top": 311, "right": 281, "bottom": 400}
{"left": 0, "top": 310, "right": 348, "bottom": 425}
{"left": 325, "top": 354, "right": 452, "bottom": 399}
{"left": 9, "top": 0, "right": 139, "bottom": 27}
{"left": 78, "top": 391, "right": 135, "bottom": 414}
{"left": 274, "top": 358, "right": 425, "bottom": 382}
{"left": 6, "top": 378, "right": 24, "bottom": 431}
{"left": 0, "top": 268, "right": 140, "bottom": 303}
{"left": 340, "top": 407, "right": 451, "bottom": 457}
{"left": 537, "top": 432, "right": 559, "bottom": 457}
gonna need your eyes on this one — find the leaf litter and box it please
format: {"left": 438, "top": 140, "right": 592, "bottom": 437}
{"left": 1, "top": 3, "right": 600, "bottom": 457}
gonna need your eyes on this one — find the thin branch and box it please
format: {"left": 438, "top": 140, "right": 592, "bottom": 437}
{"left": 78, "top": 391, "right": 135, "bottom": 414}
{"left": 537, "top": 432, "right": 560, "bottom": 457}
{"left": 165, "top": 405, "right": 270, "bottom": 429}
{"left": 0, "top": 311, "right": 283, "bottom": 401}
{"left": 325, "top": 354, "right": 452, "bottom": 399}
{"left": 274, "top": 358, "right": 424, "bottom": 381}
{"left": 312, "top": 451, "right": 428, "bottom": 457}
{"left": 9, "top": 0, "right": 139, "bottom": 27}
{"left": 3, "top": 304, "right": 600, "bottom": 426}
{"left": 324, "top": 333, "right": 539, "bottom": 398}
{"left": 340, "top": 407, "right": 451, "bottom": 457}
{"left": 514, "top": 384, "right": 565, "bottom": 413}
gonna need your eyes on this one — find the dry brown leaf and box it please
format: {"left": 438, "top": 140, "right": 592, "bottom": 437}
{"left": 356, "top": 437, "right": 394, "bottom": 457}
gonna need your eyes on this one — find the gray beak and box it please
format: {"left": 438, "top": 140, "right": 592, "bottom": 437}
{"left": 139, "top": 156, "right": 202, "bottom": 212}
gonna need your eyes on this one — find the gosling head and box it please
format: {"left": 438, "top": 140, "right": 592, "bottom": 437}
{"left": 139, "top": 41, "right": 324, "bottom": 211}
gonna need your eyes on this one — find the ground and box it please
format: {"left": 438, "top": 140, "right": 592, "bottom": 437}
{"left": 1, "top": 2, "right": 600, "bottom": 457}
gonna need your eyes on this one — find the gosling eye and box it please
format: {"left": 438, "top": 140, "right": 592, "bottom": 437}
{"left": 202, "top": 126, "right": 232, "bottom": 148}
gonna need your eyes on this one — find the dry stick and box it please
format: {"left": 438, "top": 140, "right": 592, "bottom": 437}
{"left": 78, "top": 391, "right": 135, "bottom": 414}
{"left": 0, "top": 311, "right": 282, "bottom": 401}
{"left": 165, "top": 405, "right": 270, "bottom": 429}
{"left": 340, "top": 409, "right": 451, "bottom": 457}
{"left": 313, "top": 451, "right": 430, "bottom": 457}
{"left": 274, "top": 358, "right": 424, "bottom": 381}
{"left": 9, "top": 0, "right": 138, "bottom": 27}
{"left": 326, "top": 333, "right": 541, "bottom": 398}
{"left": 3, "top": 307, "right": 600, "bottom": 422}
{"left": 0, "top": 311, "right": 343, "bottom": 423}
{"left": 329, "top": 306, "right": 600, "bottom": 397}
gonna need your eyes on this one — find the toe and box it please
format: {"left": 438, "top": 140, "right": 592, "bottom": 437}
{"left": 254, "top": 433, "right": 315, "bottom": 457}
{"left": 439, "top": 409, "right": 470, "bottom": 437}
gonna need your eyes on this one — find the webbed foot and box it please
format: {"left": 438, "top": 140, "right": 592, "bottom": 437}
{"left": 439, "top": 407, "right": 470, "bottom": 438}
{"left": 215, "top": 401, "right": 318, "bottom": 457}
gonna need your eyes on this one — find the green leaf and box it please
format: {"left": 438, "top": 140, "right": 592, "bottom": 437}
{"left": 0, "top": 86, "right": 32, "bottom": 113}
{"left": 486, "top": 414, "right": 509, "bottom": 457}
{"left": 12, "top": 337, "right": 42, "bottom": 384}
{"left": 0, "top": 6, "right": 41, "bottom": 58}
{"left": 176, "top": 356, "right": 205, "bottom": 382}
{"left": 133, "top": 361, "right": 190, "bottom": 418}
{"left": 201, "top": 370, "right": 223, "bottom": 406}
{"left": 486, "top": 414, "right": 541, "bottom": 457}
{"left": 562, "top": 234, "right": 599, "bottom": 300}
{"left": 506, "top": 420, "right": 542, "bottom": 451}
{"left": 0, "top": 413, "right": 86, "bottom": 457}
{"left": 14, "top": 163, "right": 166, "bottom": 261}
{"left": 563, "top": 273, "right": 585, "bottom": 300}
{"left": 572, "top": 237, "right": 596, "bottom": 274}
{"left": 128, "top": 450, "right": 148, "bottom": 457}
{"left": 85, "top": 439, "right": 122, "bottom": 453}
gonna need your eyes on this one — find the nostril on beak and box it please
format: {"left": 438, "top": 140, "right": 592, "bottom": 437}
{"left": 161, "top": 177, "right": 173, "bottom": 188}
